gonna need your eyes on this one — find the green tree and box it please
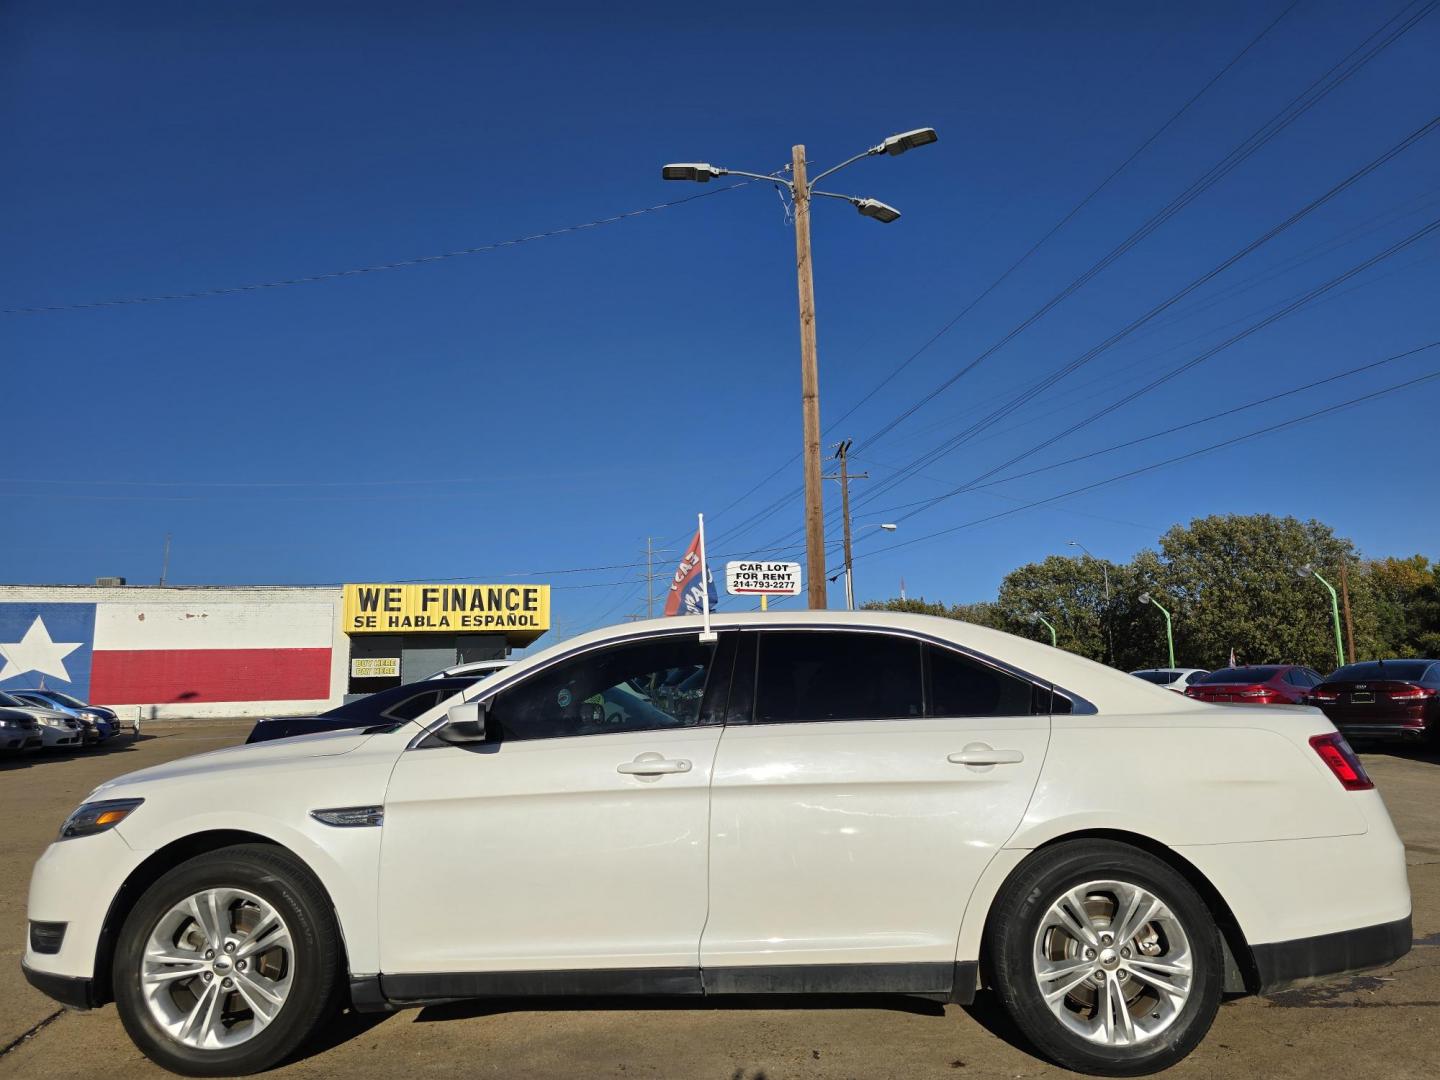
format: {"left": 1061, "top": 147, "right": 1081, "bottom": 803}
{"left": 862, "top": 514, "right": 1438, "bottom": 671}
{"left": 1362, "top": 556, "right": 1440, "bottom": 657}
{"left": 991, "top": 554, "right": 1120, "bottom": 663}
{"left": 1132, "top": 514, "right": 1357, "bottom": 671}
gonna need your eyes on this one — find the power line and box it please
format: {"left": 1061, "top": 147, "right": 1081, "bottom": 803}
{"left": 838, "top": 116, "right": 1440, "bottom": 527}
{"left": 879, "top": 211, "right": 1440, "bottom": 527}
{"left": 875, "top": 341, "right": 1440, "bottom": 514}
{"left": 1, "top": 182, "right": 752, "bottom": 317}
{"left": 703, "top": 0, "right": 1303, "bottom": 544}
{"left": 704, "top": 0, "right": 1433, "bottom": 553}
{"left": 822, "top": 0, "right": 1306, "bottom": 437}
{"left": 854, "top": 0, "right": 1436, "bottom": 452}
{"left": 850, "top": 365, "right": 1440, "bottom": 564}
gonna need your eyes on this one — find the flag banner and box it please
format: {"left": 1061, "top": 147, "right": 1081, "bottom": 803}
{"left": 663, "top": 529, "right": 719, "bottom": 617}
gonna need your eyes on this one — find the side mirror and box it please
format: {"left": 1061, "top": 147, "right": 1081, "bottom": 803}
{"left": 437, "top": 700, "right": 488, "bottom": 744}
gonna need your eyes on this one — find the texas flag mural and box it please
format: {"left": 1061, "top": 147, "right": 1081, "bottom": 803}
{"left": 0, "top": 601, "right": 333, "bottom": 705}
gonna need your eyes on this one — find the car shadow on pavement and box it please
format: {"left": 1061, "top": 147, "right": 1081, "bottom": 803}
{"left": 413, "top": 992, "right": 948, "bottom": 1024}
{"left": 1364, "top": 744, "right": 1440, "bottom": 765}
{"left": 958, "top": 991, "right": 1035, "bottom": 1057}
{"left": 0, "top": 734, "right": 155, "bottom": 772}
{"left": 285, "top": 1008, "right": 390, "bottom": 1065}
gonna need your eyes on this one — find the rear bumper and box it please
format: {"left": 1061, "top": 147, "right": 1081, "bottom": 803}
{"left": 22, "top": 963, "right": 96, "bottom": 1010}
{"left": 1334, "top": 723, "right": 1428, "bottom": 741}
{"left": 1254, "top": 915, "right": 1412, "bottom": 993}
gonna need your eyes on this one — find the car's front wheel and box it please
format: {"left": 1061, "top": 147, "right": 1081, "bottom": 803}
{"left": 113, "top": 844, "right": 343, "bottom": 1076}
{"left": 986, "top": 839, "right": 1223, "bottom": 1076}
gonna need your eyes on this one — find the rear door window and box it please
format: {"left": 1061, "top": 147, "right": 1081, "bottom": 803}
{"left": 927, "top": 645, "right": 1036, "bottom": 717}
{"left": 754, "top": 631, "right": 923, "bottom": 724}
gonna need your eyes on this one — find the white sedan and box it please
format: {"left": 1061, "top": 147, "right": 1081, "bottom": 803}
{"left": 1129, "top": 668, "right": 1210, "bottom": 694}
{"left": 23, "top": 612, "right": 1410, "bottom": 1076}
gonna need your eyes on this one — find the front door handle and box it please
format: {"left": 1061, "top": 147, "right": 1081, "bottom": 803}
{"left": 617, "top": 752, "right": 692, "bottom": 776}
{"left": 948, "top": 746, "right": 1025, "bottom": 766}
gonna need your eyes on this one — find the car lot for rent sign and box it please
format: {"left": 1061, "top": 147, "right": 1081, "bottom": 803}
{"left": 725, "top": 561, "right": 803, "bottom": 597}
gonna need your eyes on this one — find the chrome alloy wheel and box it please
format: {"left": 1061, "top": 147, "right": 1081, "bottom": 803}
{"left": 140, "top": 887, "right": 295, "bottom": 1050}
{"left": 1031, "top": 879, "right": 1193, "bottom": 1048}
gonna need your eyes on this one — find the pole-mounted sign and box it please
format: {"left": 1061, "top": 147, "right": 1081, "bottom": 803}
{"left": 725, "top": 561, "right": 803, "bottom": 610}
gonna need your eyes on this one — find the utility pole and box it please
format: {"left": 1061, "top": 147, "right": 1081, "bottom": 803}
{"left": 159, "top": 533, "right": 172, "bottom": 587}
{"left": 792, "top": 144, "right": 828, "bottom": 610}
{"left": 646, "top": 537, "right": 655, "bottom": 619}
{"left": 643, "top": 537, "right": 671, "bottom": 620}
{"left": 1339, "top": 560, "right": 1357, "bottom": 664}
{"left": 662, "top": 127, "right": 938, "bottom": 611}
{"left": 824, "top": 440, "right": 867, "bottom": 610}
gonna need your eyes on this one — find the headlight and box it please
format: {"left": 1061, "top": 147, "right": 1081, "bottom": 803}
{"left": 39, "top": 717, "right": 66, "bottom": 729}
{"left": 59, "top": 798, "right": 143, "bottom": 841}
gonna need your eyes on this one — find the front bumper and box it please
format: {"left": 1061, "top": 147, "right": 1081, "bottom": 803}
{"left": 22, "top": 963, "right": 96, "bottom": 1010}
{"left": 1255, "top": 914, "right": 1412, "bottom": 993}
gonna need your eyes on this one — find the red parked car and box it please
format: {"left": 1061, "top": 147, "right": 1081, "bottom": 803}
{"left": 1308, "top": 659, "right": 1440, "bottom": 744}
{"left": 1183, "top": 664, "right": 1324, "bottom": 705}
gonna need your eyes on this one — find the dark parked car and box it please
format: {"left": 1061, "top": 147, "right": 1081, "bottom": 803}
{"left": 1183, "top": 664, "right": 1323, "bottom": 705}
{"left": 1308, "top": 659, "right": 1440, "bottom": 744}
{"left": 0, "top": 707, "right": 42, "bottom": 752}
{"left": 246, "top": 676, "right": 485, "bottom": 744}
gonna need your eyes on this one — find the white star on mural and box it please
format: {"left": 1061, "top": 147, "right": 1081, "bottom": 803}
{"left": 0, "top": 616, "right": 83, "bottom": 683}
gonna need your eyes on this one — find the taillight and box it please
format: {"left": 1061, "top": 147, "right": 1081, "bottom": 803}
{"left": 1309, "top": 732, "right": 1374, "bottom": 791}
{"left": 1386, "top": 686, "right": 1436, "bottom": 701}
{"left": 1237, "top": 685, "right": 1277, "bottom": 701}
{"left": 1310, "top": 690, "right": 1339, "bottom": 703}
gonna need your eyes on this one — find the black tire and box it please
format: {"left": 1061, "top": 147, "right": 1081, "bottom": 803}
{"left": 113, "top": 844, "right": 344, "bottom": 1076}
{"left": 985, "top": 840, "right": 1223, "bottom": 1076}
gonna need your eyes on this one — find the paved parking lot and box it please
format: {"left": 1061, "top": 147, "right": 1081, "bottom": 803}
{"left": 2, "top": 723, "right": 1437, "bottom": 1079}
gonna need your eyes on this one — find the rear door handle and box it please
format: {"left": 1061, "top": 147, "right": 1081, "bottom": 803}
{"left": 948, "top": 747, "right": 1025, "bottom": 766}
{"left": 617, "top": 753, "right": 693, "bottom": 776}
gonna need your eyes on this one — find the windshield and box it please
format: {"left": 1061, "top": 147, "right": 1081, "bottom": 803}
{"left": 0, "top": 691, "right": 27, "bottom": 708}
{"left": 1327, "top": 660, "right": 1431, "bottom": 682}
{"left": 1132, "top": 671, "right": 1179, "bottom": 685}
{"left": 1195, "top": 667, "right": 1282, "bottom": 684}
{"left": 45, "top": 690, "right": 87, "bottom": 708}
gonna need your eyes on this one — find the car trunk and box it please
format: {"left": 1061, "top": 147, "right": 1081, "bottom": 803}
{"left": 1187, "top": 682, "right": 1284, "bottom": 704}
{"left": 1312, "top": 680, "right": 1434, "bottom": 729}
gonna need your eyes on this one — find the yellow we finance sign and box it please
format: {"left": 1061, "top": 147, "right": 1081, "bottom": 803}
{"left": 342, "top": 584, "right": 550, "bottom": 635}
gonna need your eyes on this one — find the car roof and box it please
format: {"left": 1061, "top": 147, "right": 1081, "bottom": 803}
{"left": 488, "top": 611, "right": 1206, "bottom": 715}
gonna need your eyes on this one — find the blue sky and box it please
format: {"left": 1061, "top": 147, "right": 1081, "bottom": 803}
{"left": 4, "top": 0, "right": 1438, "bottom": 636}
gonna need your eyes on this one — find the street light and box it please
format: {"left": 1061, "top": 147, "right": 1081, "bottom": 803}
{"left": 1028, "top": 611, "right": 1058, "bottom": 648}
{"left": 830, "top": 523, "right": 899, "bottom": 610}
{"left": 1067, "top": 539, "right": 1112, "bottom": 665}
{"left": 852, "top": 198, "right": 902, "bottom": 224}
{"left": 879, "top": 128, "right": 940, "bottom": 155}
{"left": 662, "top": 127, "right": 937, "bottom": 610}
{"left": 1297, "top": 564, "right": 1345, "bottom": 670}
{"left": 1138, "top": 591, "right": 1176, "bottom": 669}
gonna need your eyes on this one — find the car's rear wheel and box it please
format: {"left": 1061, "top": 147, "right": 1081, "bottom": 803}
{"left": 113, "top": 844, "right": 343, "bottom": 1076}
{"left": 986, "top": 839, "right": 1223, "bottom": 1076}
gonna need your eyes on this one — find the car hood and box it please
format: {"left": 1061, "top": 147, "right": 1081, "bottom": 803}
{"left": 93, "top": 727, "right": 382, "bottom": 794}
{"left": 11, "top": 705, "right": 72, "bottom": 722}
